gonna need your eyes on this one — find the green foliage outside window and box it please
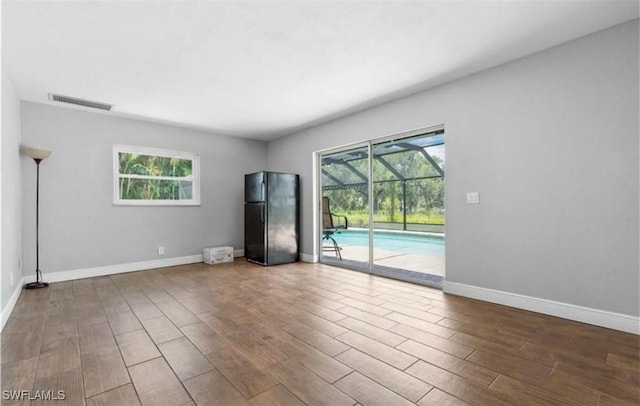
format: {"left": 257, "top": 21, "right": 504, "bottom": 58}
{"left": 322, "top": 143, "right": 445, "bottom": 226}
{"left": 118, "top": 152, "right": 193, "bottom": 200}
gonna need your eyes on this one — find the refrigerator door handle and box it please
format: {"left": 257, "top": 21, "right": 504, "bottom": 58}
{"left": 260, "top": 204, "right": 264, "bottom": 224}
{"left": 261, "top": 180, "right": 266, "bottom": 202}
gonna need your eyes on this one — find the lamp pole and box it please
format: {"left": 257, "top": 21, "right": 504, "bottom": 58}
{"left": 24, "top": 148, "right": 51, "bottom": 289}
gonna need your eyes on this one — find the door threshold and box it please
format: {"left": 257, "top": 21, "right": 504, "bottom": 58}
{"left": 321, "top": 258, "right": 443, "bottom": 289}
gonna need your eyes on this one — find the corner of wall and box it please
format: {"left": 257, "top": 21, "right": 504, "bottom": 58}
{"left": 1, "top": 66, "right": 24, "bottom": 321}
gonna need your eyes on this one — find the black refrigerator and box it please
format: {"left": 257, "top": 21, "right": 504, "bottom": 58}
{"left": 244, "top": 171, "right": 299, "bottom": 265}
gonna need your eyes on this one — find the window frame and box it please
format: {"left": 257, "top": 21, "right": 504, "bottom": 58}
{"left": 112, "top": 144, "right": 201, "bottom": 206}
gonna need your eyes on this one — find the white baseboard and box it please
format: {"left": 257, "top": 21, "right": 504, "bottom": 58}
{"left": 23, "top": 254, "right": 210, "bottom": 285}
{"left": 300, "top": 253, "right": 317, "bottom": 263}
{"left": 234, "top": 249, "right": 244, "bottom": 258}
{"left": 1, "top": 276, "right": 26, "bottom": 332}
{"left": 443, "top": 281, "right": 639, "bottom": 335}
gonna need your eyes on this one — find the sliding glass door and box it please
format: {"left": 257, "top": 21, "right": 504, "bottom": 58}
{"left": 371, "top": 132, "right": 445, "bottom": 284}
{"left": 318, "top": 127, "right": 445, "bottom": 287}
{"left": 320, "top": 144, "right": 370, "bottom": 270}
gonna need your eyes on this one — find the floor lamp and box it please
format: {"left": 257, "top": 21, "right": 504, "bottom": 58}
{"left": 24, "top": 147, "right": 51, "bottom": 289}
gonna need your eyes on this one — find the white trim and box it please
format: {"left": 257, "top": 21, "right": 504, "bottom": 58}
{"left": 21, "top": 250, "right": 246, "bottom": 285}
{"left": 113, "top": 144, "right": 198, "bottom": 162}
{"left": 24, "top": 255, "right": 204, "bottom": 284}
{"left": 443, "top": 281, "right": 640, "bottom": 335}
{"left": 113, "top": 144, "right": 201, "bottom": 206}
{"left": 1, "top": 276, "right": 25, "bottom": 332}
{"left": 300, "top": 253, "right": 317, "bottom": 263}
{"left": 367, "top": 142, "right": 374, "bottom": 266}
{"left": 312, "top": 151, "right": 319, "bottom": 261}
{"left": 118, "top": 174, "right": 195, "bottom": 182}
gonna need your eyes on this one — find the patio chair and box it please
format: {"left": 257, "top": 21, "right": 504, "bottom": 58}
{"left": 322, "top": 197, "right": 348, "bottom": 260}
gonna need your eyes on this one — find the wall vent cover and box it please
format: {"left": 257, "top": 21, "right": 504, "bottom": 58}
{"left": 48, "top": 94, "right": 113, "bottom": 111}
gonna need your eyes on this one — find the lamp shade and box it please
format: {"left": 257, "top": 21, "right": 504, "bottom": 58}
{"left": 25, "top": 148, "right": 52, "bottom": 160}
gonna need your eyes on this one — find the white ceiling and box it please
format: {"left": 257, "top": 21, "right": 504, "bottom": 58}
{"left": 3, "top": 1, "right": 638, "bottom": 141}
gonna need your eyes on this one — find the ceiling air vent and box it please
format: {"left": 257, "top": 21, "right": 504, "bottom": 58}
{"left": 48, "top": 94, "right": 113, "bottom": 111}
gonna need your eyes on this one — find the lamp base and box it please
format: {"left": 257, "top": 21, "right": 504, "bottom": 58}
{"left": 24, "top": 281, "right": 49, "bottom": 289}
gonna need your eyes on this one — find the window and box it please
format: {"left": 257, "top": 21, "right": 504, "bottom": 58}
{"left": 113, "top": 145, "right": 200, "bottom": 206}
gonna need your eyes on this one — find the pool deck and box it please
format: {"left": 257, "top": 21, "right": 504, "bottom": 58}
{"left": 322, "top": 244, "right": 445, "bottom": 276}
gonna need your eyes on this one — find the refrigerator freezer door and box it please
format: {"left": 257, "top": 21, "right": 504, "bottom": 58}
{"left": 266, "top": 173, "right": 299, "bottom": 265}
{"left": 245, "top": 202, "right": 266, "bottom": 264}
{"left": 245, "top": 172, "right": 265, "bottom": 203}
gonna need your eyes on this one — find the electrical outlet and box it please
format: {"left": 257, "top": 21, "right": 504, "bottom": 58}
{"left": 10, "top": 271, "right": 14, "bottom": 286}
{"left": 466, "top": 192, "right": 480, "bottom": 204}
{"left": 158, "top": 246, "right": 165, "bottom": 255}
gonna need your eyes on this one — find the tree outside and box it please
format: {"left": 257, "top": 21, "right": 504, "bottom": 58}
{"left": 322, "top": 141, "right": 444, "bottom": 228}
{"left": 118, "top": 152, "right": 193, "bottom": 200}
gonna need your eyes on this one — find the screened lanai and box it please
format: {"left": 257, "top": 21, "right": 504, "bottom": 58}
{"left": 320, "top": 129, "right": 445, "bottom": 286}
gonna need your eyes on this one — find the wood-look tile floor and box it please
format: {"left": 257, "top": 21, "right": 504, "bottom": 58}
{"left": 1, "top": 261, "right": 638, "bottom": 405}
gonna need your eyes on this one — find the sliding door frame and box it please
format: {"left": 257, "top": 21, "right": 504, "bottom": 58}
{"left": 314, "top": 123, "right": 444, "bottom": 272}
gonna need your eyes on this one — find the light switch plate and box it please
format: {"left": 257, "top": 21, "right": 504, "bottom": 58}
{"left": 466, "top": 192, "right": 479, "bottom": 204}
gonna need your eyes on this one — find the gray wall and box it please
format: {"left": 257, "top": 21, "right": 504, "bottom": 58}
{"left": 21, "top": 103, "right": 267, "bottom": 275}
{"left": 1, "top": 67, "right": 23, "bottom": 312}
{"left": 267, "top": 20, "right": 639, "bottom": 316}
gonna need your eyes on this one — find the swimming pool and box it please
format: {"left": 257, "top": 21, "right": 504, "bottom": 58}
{"left": 329, "top": 229, "right": 444, "bottom": 256}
